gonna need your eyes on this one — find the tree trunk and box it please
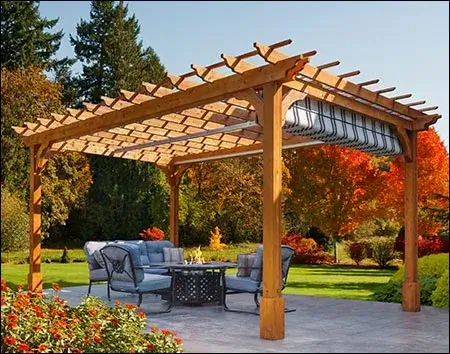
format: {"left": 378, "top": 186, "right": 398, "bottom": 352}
{"left": 334, "top": 237, "right": 339, "bottom": 264}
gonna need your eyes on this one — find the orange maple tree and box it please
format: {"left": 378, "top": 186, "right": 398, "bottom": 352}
{"left": 284, "top": 145, "right": 388, "bottom": 262}
{"left": 377, "top": 128, "right": 449, "bottom": 235}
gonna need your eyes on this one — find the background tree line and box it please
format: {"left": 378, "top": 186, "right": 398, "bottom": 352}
{"left": 1, "top": 1, "right": 448, "bottom": 258}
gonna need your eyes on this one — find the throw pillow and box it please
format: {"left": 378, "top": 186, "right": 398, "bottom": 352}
{"left": 93, "top": 249, "right": 106, "bottom": 268}
{"left": 236, "top": 253, "right": 256, "bottom": 277}
{"left": 249, "top": 246, "right": 263, "bottom": 282}
{"left": 163, "top": 247, "right": 184, "bottom": 263}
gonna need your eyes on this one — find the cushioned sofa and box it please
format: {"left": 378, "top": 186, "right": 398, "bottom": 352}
{"left": 83, "top": 240, "right": 184, "bottom": 295}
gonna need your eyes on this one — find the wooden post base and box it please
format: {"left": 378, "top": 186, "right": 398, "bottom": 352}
{"left": 28, "top": 271, "right": 43, "bottom": 293}
{"left": 402, "top": 281, "right": 421, "bottom": 312}
{"left": 260, "top": 297, "right": 285, "bottom": 340}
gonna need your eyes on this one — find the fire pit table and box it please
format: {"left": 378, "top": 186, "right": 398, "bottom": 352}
{"left": 149, "top": 262, "right": 237, "bottom": 306}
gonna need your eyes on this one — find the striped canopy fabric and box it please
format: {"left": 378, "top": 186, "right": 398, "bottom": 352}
{"left": 284, "top": 97, "right": 403, "bottom": 156}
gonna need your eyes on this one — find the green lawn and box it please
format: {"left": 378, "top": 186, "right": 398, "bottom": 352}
{"left": 1, "top": 261, "right": 395, "bottom": 300}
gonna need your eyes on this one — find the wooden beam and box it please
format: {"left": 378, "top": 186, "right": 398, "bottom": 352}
{"left": 291, "top": 79, "right": 413, "bottom": 129}
{"left": 165, "top": 165, "right": 190, "bottom": 246}
{"left": 317, "top": 61, "right": 340, "bottom": 69}
{"left": 418, "top": 106, "right": 438, "bottom": 112}
{"left": 28, "top": 144, "right": 47, "bottom": 293}
{"left": 406, "top": 100, "right": 426, "bottom": 107}
{"left": 337, "top": 70, "right": 360, "bottom": 78}
{"left": 391, "top": 94, "right": 412, "bottom": 101}
{"left": 253, "top": 42, "right": 422, "bottom": 123}
{"left": 357, "top": 79, "right": 380, "bottom": 87}
{"left": 375, "top": 87, "right": 396, "bottom": 94}
{"left": 22, "top": 54, "right": 307, "bottom": 147}
{"left": 260, "top": 81, "right": 285, "bottom": 340}
{"left": 402, "top": 130, "right": 420, "bottom": 312}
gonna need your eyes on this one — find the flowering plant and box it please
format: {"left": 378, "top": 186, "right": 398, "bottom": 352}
{"left": 139, "top": 226, "right": 165, "bottom": 241}
{"left": 1, "top": 279, "right": 183, "bottom": 353}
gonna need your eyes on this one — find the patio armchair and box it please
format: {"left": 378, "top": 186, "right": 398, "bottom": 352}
{"left": 223, "top": 245, "right": 296, "bottom": 315}
{"left": 100, "top": 243, "right": 173, "bottom": 312}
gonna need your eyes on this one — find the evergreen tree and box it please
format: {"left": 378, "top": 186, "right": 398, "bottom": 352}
{"left": 70, "top": 0, "right": 166, "bottom": 103}
{"left": 0, "top": 1, "right": 63, "bottom": 69}
{"left": 67, "top": 1, "right": 169, "bottom": 242}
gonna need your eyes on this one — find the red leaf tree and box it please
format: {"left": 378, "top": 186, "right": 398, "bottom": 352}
{"left": 284, "top": 145, "right": 388, "bottom": 263}
{"left": 378, "top": 128, "right": 449, "bottom": 236}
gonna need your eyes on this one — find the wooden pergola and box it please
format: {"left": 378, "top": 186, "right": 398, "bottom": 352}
{"left": 14, "top": 39, "right": 441, "bottom": 340}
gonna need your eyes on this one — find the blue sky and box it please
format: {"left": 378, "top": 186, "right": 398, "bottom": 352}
{"left": 39, "top": 1, "right": 449, "bottom": 149}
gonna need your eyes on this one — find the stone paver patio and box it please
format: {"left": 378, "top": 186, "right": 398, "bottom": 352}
{"left": 47, "top": 284, "right": 449, "bottom": 353}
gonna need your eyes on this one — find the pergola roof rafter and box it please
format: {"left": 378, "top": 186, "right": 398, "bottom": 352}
{"left": 13, "top": 39, "right": 440, "bottom": 167}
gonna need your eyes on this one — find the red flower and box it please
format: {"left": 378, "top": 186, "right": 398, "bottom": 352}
{"left": 88, "top": 309, "right": 98, "bottom": 317}
{"left": 93, "top": 335, "right": 102, "bottom": 343}
{"left": 3, "top": 336, "right": 16, "bottom": 345}
{"left": 83, "top": 337, "right": 91, "bottom": 344}
{"left": 8, "top": 313, "right": 18, "bottom": 322}
{"left": 146, "top": 344, "right": 155, "bottom": 350}
{"left": 110, "top": 317, "right": 119, "bottom": 325}
{"left": 114, "top": 300, "right": 122, "bottom": 307}
{"left": 18, "top": 343, "right": 30, "bottom": 352}
{"left": 150, "top": 326, "right": 159, "bottom": 333}
{"left": 174, "top": 337, "right": 183, "bottom": 345}
{"left": 52, "top": 282, "right": 61, "bottom": 292}
{"left": 7, "top": 322, "right": 17, "bottom": 330}
{"left": 92, "top": 322, "right": 101, "bottom": 330}
{"left": 1, "top": 297, "right": 6, "bottom": 306}
{"left": 137, "top": 311, "right": 146, "bottom": 319}
{"left": 37, "top": 344, "right": 48, "bottom": 352}
{"left": 125, "top": 303, "right": 136, "bottom": 310}
{"left": 1, "top": 279, "right": 7, "bottom": 292}
{"left": 161, "top": 329, "right": 175, "bottom": 336}
{"left": 53, "top": 333, "right": 61, "bottom": 341}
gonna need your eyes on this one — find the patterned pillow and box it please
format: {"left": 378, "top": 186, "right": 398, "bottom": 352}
{"left": 163, "top": 247, "right": 184, "bottom": 263}
{"left": 236, "top": 253, "right": 256, "bottom": 277}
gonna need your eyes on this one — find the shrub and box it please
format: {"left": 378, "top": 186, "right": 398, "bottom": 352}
{"left": 370, "top": 237, "right": 398, "bottom": 269}
{"left": 372, "top": 253, "right": 449, "bottom": 306}
{"left": 60, "top": 247, "right": 71, "bottom": 263}
{"left": 344, "top": 241, "right": 367, "bottom": 265}
{"left": 1, "top": 188, "right": 29, "bottom": 253}
{"left": 394, "top": 232, "right": 449, "bottom": 259}
{"left": 209, "top": 226, "right": 227, "bottom": 251}
{"left": 1, "top": 279, "right": 183, "bottom": 353}
{"left": 392, "top": 253, "right": 449, "bottom": 282}
{"left": 431, "top": 269, "right": 449, "bottom": 308}
{"left": 282, "top": 234, "right": 334, "bottom": 265}
{"left": 139, "top": 227, "right": 165, "bottom": 241}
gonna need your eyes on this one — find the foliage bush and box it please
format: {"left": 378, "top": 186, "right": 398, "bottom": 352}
{"left": 372, "top": 253, "right": 449, "bottom": 307}
{"left": 139, "top": 227, "right": 165, "bottom": 241}
{"left": 209, "top": 226, "right": 227, "bottom": 251}
{"left": 1, "top": 188, "right": 29, "bottom": 253}
{"left": 344, "top": 241, "right": 367, "bottom": 265}
{"left": 282, "top": 234, "right": 334, "bottom": 265}
{"left": 60, "top": 247, "right": 71, "bottom": 264}
{"left": 1, "top": 279, "right": 183, "bottom": 353}
{"left": 431, "top": 269, "right": 449, "bottom": 308}
{"left": 394, "top": 231, "right": 449, "bottom": 259}
{"left": 370, "top": 237, "right": 398, "bottom": 268}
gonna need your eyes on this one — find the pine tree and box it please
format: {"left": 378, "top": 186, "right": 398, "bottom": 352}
{"left": 67, "top": 1, "right": 169, "bottom": 241}
{"left": 70, "top": 0, "right": 166, "bottom": 103}
{"left": 0, "top": 1, "right": 64, "bottom": 69}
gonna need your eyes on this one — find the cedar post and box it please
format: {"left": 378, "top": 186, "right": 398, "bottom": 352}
{"left": 165, "top": 165, "right": 190, "bottom": 247}
{"left": 28, "top": 144, "right": 48, "bottom": 293}
{"left": 260, "top": 81, "right": 285, "bottom": 340}
{"left": 402, "top": 130, "right": 420, "bottom": 311}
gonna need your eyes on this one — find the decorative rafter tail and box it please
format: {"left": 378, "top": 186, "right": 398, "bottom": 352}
{"left": 418, "top": 106, "right": 438, "bottom": 112}
{"left": 358, "top": 79, "right": 380, "bottom": 87}
{"left": 375, "top": 87, "right": 396, "bottom": 94}
{"left": 254, "top": 41, "right": 316, "bottom": 64}
{"left": 406, "top": 100, "right": 426, "bottom": 107}
{"left": 337, "top": 70, "right": 361, "bottom": 78}
{"left": 12, "top": 126, "right": 27, "bottom": 135}
{"left": 221, "top": 53, "right": 254, "bottom": 74}
{"left": 317, "top": 61, "right": 340, "bottom": 69}
{"left": 391, "top": 94, "right": 412, "bottom": 100}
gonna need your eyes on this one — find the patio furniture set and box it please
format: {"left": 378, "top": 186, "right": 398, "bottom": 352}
{"left": 83, "top": 240, "right": 295, "bottom": 314}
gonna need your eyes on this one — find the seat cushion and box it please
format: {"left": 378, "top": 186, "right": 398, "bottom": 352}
{"left": 144, "top": 268, "right": 169, "bottom": 275}
{"left": 225, "top": 275, "right": 260, "bottom": 293}
{"left": 236, "top": 253, "right": 256, "bottom": 277}
{"left": 110, "top": 273, "right": 172, "bottom": 293}
{"left": 148, "top": 252, "right": 164, "bottom": 263}
{"left": 90, "top": 268, "right": 109, "bottom": 282}
{"left": 163, "top": 247, "right": 184, "bottom": 263}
